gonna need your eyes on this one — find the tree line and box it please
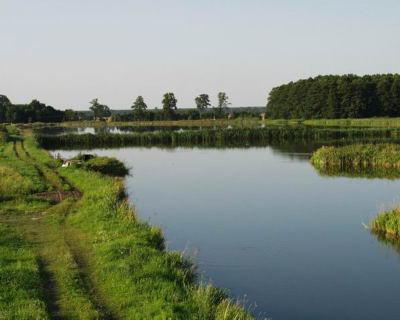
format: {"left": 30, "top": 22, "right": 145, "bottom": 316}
{"left": 127, "top": 92, "right": 231, "bottom": 121}
{"left": 0, "top": 92, "right": 233, "bottom": 123}
{"left": 0, "top": 95, "right": 64, "bottom": 123}
{"left": 266, "top": 74, "right": 400, "bottom": 119}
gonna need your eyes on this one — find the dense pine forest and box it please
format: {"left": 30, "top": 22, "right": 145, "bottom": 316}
{"left": 266, "top": 74, "right": 400, "bottom": 119}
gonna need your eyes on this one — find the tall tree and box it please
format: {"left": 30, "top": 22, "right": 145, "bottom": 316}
{"left": 131, "top": 96, "right": 148, "bottom": 120}
{"left": 0, "top": 95, "right": 10, "bottom": 123}
{"left": 162, "top": 93, "right": 177, "bottom": 120}
{"left": 216, "top": 92, "right": 230, "bottom": 117}
{"left": 64, "top": 109, "right": 78, "bottom": 121}
{"left": 89, "top": 98, "right": 111, "bottom": 120}
{"left": 195, "top": 94, "right": 210, "bottom": 118}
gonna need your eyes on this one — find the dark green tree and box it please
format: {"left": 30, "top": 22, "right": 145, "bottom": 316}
{"left": 0, "top": 95, "right": 11, "bottom": 123}
{"left": 195, "top": 94, "right": 210, "bottom": 118}
{"left": 162, "top": 93, "right": 177, "bottom": 120}
{"left": 131, "top": 96, "right": 148, "bottom": 120}
{"left": 89, "top": 98, "right": 111, "bottom": 120}
{"left": 64, "top": 109, "right": 78, "bottom": 121}
{"left": 266, "top": 74, "right": 400, "bottom": 119}
{"left": 216, "top": 92, "right": 230, "bottom": 117}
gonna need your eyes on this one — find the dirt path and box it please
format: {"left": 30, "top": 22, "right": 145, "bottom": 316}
{"left": 2, "top": 138, "right": 117, "bottom": 319}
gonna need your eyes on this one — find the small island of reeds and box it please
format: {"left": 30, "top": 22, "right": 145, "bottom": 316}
{"left": 311, "top": 144, "right": 400, "bottom": 170}
{"left": 371, "top": 208, "right": 400, "bottom": 238}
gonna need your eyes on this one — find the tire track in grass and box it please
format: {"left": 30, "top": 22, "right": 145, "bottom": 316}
{"left": 21, "top": 140, "right": 117, "bottom": 319}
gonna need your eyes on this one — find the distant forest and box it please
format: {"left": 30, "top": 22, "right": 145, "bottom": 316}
{"left": 266, "top": 74, "right": 400, "bottom": 119}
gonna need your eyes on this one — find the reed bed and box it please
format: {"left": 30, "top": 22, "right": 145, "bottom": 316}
{"left": 311, "top": 144, "right": 400, "bottom": 170}
{"left": 36, "top": 126, "right": 400, "bottom": 149}
{"left": 371, "top": 208, "right": 400, "bottom": 238}
{"left": 304, "top": 118, "right": 400, "bottom": 128}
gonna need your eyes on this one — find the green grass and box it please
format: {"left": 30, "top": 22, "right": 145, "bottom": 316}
{"left": 0, "top": 224, "right": 49, "bottom": 320}
{"left": 0, "top": 141, "right": 48, "bottom": 197}
{"left": 311, "top": 144, "right": 400, "bottom": 170}
{"left": 60, "top": 167, "right": 253, "bottom": 319}
{"left": 371, "top": 208, "right": 400, "bottom": 238}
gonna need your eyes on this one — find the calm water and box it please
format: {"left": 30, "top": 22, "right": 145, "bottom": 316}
{"left": 55, "top": 145, "right": 400, "bottom": 320}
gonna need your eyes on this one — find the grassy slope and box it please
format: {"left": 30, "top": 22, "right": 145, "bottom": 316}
{"left": 0, "top": 128, "right": 253, "bottom": 319}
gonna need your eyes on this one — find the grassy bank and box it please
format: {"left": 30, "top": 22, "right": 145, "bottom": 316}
{"left": 311, "top": 144, "right": 400, "bottom": 170}
{"left": 0, "top": 128, "right": 253, "bottom": 319}
{"left": 60, "top": 168, "right": 252, "bottom": 319}
{"left": 36, "top": 126, "right": 400, "bottom": 149}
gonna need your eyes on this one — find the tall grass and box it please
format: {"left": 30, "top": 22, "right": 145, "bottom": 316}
{"left": 36, "top": 126, "right": 400, "bottom": 149}
{"left": 371, "top": 208, "right": 400, "bottom": 238}
{"left": 311, "top": 144, "right": 400, "bottom": 170}
{"left": 304, "top": 118, "right": 400, "bottom": 128}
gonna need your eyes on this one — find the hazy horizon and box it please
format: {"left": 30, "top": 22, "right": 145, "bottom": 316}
{"left": 1, "top": 0, "right": 399, "bottom": 110}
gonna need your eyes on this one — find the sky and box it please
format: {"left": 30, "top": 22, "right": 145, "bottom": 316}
{"left": 0, "top": 0, "right": 399, "bottom": 110}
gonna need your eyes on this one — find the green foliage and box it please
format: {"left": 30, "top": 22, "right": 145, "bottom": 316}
{"left": 131, "top": 95, "right": 148, "bottom": 120}
{"left": 0, "top": 126, "right": 8, "bottom": 143}
{"left": 371, "top": 208, "right": 400, "bottom": 238}
{"left": 89, "top": 98, "right": 111, "bottom": 120}
{"left": 195, "top": 94, "right": 211, "bottom": 115}
{"left": 0, "top": 224, "right": 49, "bottom": 319}
{"left": 83, "top": 156, "right": 129, "bottom": 177}
{"left": 37, "top": 126, "right": 400, "bottom": 149}
{"left": 1, "top": 98, "right": 64, "bottom": 123}
{"left": 267, "top": 74, "right": 400, "bottom": 119}
{"left": 162, "top": 92, "right": 178, "bottom": 120}
{"left": 64, "top": 109, "right": 79, "bottom": 121}
{"left": 217, "top": 92, "right": 230, "bottom": 116}
{"left": 311, "top": 144, "right": 400, "bottom": 170}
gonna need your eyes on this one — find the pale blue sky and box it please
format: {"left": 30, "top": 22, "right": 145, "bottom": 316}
{"left": 1, "top": 0, "right": 399, "bottom": 110}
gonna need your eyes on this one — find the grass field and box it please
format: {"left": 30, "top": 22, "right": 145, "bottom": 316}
{"left": 0, "top": 127, "right": 253, "bottom": 319}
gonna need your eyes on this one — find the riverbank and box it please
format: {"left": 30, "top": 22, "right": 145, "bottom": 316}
{"left": 0, "top": 128, "right": 252, "bottom": 319}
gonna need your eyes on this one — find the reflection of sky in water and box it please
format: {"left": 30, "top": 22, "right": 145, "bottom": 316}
{"left": 54, "top": 146, "right": 400, "bottom": 320}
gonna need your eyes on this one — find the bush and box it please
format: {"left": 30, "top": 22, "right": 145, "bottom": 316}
{"left": 83, "top": 156, "right": 128, "bottom": 177}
